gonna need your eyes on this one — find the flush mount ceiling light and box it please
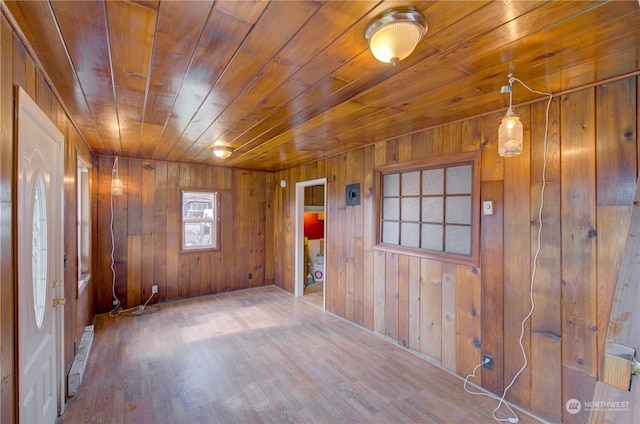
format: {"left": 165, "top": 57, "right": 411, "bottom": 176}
{"left": 498, "top": 73, "right": 523, "bottom": 157}
{"left": 213, "top": 146, "right": 233, "bottom": 159}
{"left": 365, "top": 8, "right": 427, "bottom": 65}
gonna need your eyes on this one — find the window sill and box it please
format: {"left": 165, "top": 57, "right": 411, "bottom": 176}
{"left": 373, "top": 244, "right": 477, "bottom": 268}
{"left": 180, "top": 247, "right": 220, "bottom": 254}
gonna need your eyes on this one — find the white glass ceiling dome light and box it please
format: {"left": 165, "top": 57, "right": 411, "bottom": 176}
{"left": 498, "top": 74, "right": 524, "bottom": 157}
{"left": 366, "top": 9, "right": 427, "bottom": 66}
{"left": 213, "top": 146, "right": 233, "bottom": 159}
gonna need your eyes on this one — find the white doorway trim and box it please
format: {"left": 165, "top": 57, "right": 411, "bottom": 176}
{"left": 294, "top": 178, "right": 326, "bottom": 308}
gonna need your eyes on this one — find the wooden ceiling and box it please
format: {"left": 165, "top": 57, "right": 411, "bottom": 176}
{"left": 4, "top": 1, "right": 640, "bottom": 171}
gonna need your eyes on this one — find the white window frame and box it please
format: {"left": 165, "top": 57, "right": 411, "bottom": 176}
{"left": 181, "top": 189, "right": 220, "bottom": 252}
{"left": 77, "top": 156, "right": 91, "bottom": 292}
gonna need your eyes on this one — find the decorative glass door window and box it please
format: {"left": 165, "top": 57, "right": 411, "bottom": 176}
{"left": 32, "top": 172, "right": 48, "bottom": 328}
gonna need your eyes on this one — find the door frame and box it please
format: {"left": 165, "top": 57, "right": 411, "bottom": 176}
{"left": 16, "top": 86, "right": 65, "bottom": 420}
{"left": 294, "top": 178, "right": 326, "bottom": 308}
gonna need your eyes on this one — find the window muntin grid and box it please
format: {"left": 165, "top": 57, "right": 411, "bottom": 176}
{"left": 380, "top": 163, "right": 473, "bottom": 257}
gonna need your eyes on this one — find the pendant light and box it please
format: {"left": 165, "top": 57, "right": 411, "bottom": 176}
{"left": 111, "top": 156, "right": 123, "bottom": 195}
{"left": 498, "top": 74, "right": 523, "bottom": 157}
{"left": 365, "top": 8, "right": 427, "bottom": 66}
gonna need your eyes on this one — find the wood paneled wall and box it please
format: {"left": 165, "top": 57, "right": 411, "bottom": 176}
{"left": 94, "top": 157, "right": 273, "bottom": 313}
{"left": 0, "top": 9, "right": 95, "bottom": 421}
{"left": 273, "top": 77, "right": 638, "bottom": 424}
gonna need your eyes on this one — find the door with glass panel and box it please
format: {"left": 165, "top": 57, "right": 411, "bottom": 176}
{"left": 17, "top": 87, "right": 65, "bottom": 423}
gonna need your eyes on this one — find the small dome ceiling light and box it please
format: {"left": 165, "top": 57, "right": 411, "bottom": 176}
{"left": 365, "top": 8, "right": 427, "bottom": 66}
{"left": 213, "top": 146, "right": 233, "bottom": 160}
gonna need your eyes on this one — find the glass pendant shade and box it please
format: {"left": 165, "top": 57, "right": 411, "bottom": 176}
{"left": 498, "top": 108, "right": 523, "bottom": 157}
{"left": 111, "top": 156, "right": 124, "bottom": 195}
{"left": 111, "top": 177, "right": 123, "bottom": 196}
{"left": 366, "top": 9, "right": 427, "bottom": 65}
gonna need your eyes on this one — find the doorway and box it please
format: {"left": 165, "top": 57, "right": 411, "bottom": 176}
{"left": 295, "top": 178, "right": 326, "bottom": 309}
{"left": 17, "top": 87, "right": 65, "bottom": 423}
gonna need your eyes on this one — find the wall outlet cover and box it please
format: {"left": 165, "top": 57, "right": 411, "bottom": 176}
{"left": 482, "top": 353, "right": 494, "bottom": 370}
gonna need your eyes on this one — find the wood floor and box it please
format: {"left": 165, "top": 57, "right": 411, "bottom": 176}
{"left": 61, "top": 286, "right": 542, "bottom": 424}
{"left": 303, "top": 282, "right": 323, "bottom": 309}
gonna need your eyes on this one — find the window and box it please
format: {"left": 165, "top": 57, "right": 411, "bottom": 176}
{"left": 33, "top": 172, "right": 47, "bottom": 327}
{"left": 77, "top": 158, "right": 91, "bottom": 291}
{"left": 375, "top": 151, "right": 480, "bottom": 265}
{"left": 182, "top": 190, "right": 220, "bottom": 251}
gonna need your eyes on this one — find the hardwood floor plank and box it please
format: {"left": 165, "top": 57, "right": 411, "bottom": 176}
{"left": 61, "top": 286, "right": 542, "bottom": 424}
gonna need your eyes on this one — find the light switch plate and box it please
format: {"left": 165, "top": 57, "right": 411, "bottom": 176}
{"left": 483, "top": 200, "right": 494, "bottom": 215}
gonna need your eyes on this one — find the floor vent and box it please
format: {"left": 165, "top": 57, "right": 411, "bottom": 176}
{"left": 67, "top": 325, "right": 94, "bottom": 397}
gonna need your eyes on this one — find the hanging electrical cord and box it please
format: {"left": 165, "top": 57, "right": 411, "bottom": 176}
{"left": 108, "top": 156, "right": 159, "bottom": 317}
{"left": 109, "top": 157, "right": 123, "bottom": 317}
{"left": 464, "top": 77, "right": 554, "bottom": 424}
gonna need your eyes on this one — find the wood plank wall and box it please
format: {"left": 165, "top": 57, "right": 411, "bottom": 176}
{"left": 94, "top": 157, "right": 273, "bottom": 313}
{"left": 273, "top": 77, "right": 639, "bottom": 424}
{"left": 0, "top": 10, "right": 95, "bottom": 421}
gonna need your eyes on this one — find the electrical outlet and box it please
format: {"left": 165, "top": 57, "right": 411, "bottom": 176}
{"left": 248, "top": 273, "right": 252, "bottom": 279}
{"left": 151, "top": 285, "right": 158, "bottom": 294}
{"left": 482, "top": 353, "right": 494, "bottom": 370}
{"left": 113, "top": 300, "right": 119, "bottom": 306}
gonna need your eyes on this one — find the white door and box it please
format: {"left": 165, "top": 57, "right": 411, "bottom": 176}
{"left": 17, "top": 87, "right": 65, "bottom": 423}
